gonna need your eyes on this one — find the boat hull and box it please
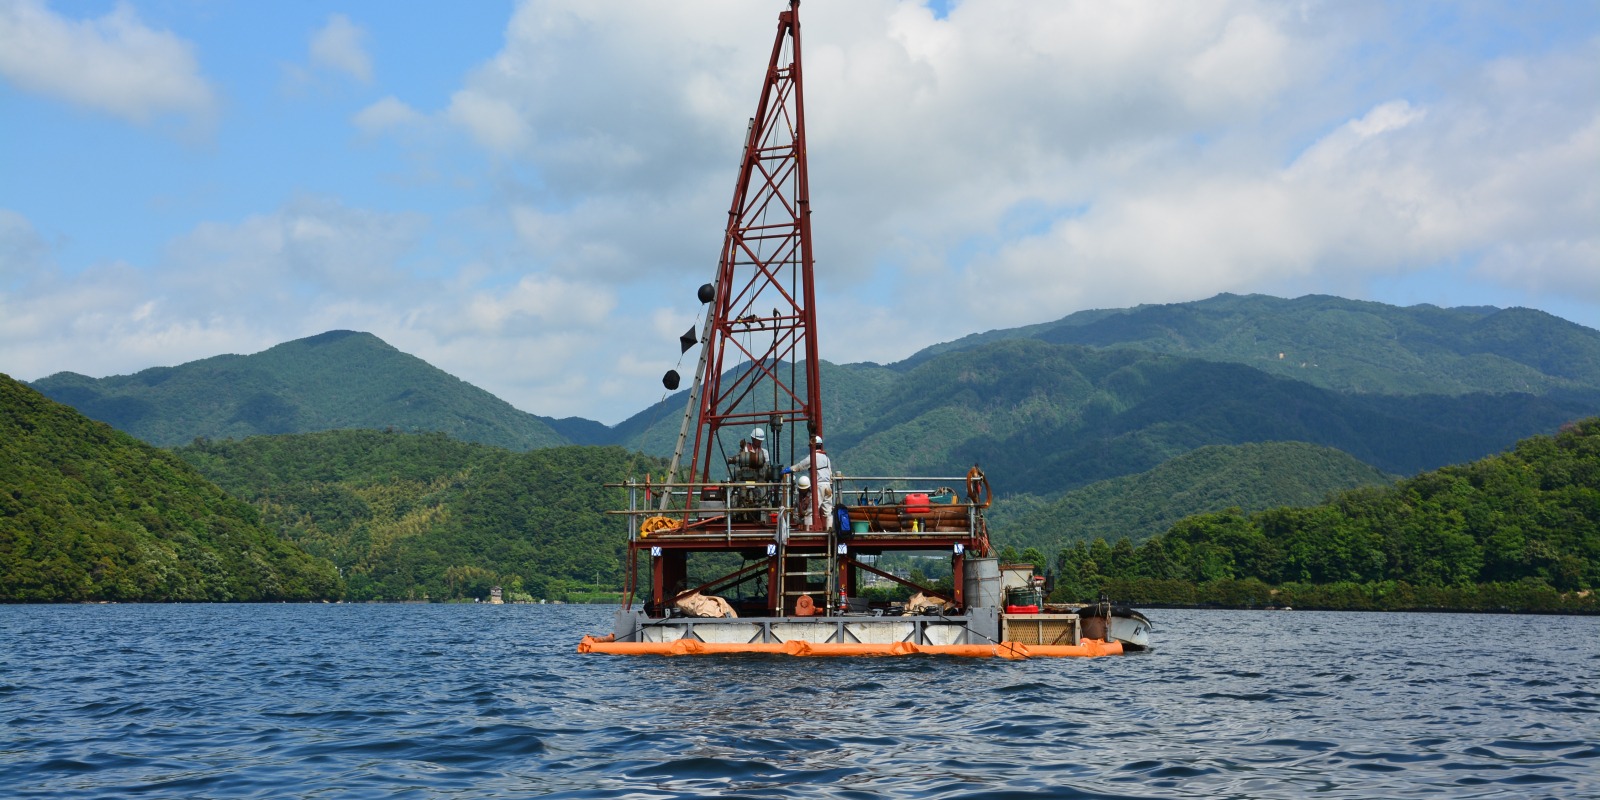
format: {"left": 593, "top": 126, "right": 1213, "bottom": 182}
{"left": 1110, "top": 613, "right": 1152, "bottom": 651}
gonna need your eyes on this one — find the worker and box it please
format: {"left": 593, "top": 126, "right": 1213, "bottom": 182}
{"left": 793, "top": 473, "right": 813, "bottom": 526}
{"left": 785, "top": 435, "right": 832, "bottom": 530}
{"left": 750, "top": 427, "right": 770, "bottom": 465}
{"left": 728, "top": 427, "right": 771, "bottom": 480}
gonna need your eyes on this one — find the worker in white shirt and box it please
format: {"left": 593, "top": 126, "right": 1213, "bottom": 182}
{"left": 785, "top": 436, "right": 832, "bottom": 530}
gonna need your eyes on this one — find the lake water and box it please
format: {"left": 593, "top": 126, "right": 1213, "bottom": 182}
{"left": 2, "top": 604, "right": 1595, "bottom": 799}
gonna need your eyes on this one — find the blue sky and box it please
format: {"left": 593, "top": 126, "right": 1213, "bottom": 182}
{"left": 2, "top": 0, "right": 1597, "bottom": 424}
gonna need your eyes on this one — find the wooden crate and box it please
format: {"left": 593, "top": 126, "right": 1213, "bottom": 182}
{"left": 1001, "top": 613, "right": 1080, "bottom": 646}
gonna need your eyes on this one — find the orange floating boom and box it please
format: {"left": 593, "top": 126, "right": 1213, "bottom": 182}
{"left": 577, "top": 636, "right": 1123, "bottom": 659}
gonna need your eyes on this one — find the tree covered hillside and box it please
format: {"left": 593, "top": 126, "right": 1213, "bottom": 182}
{"left": 610, "top": 342, "right": 1596, "bottom": 502}
{"left": 908, "top": 293, "right": 1600, "bottom": 396}
{"left": 1057, "top": 418, "right": 1600, "bottom": 612}
{"left": 176, "top": 430, "right": 667, "bottom": 601}
{"left": 991, "top": 441, "right": 1393, "bottom": 554}
{"left": 826, "top": 339, "right": 1598, "bottom": 497}
{"left": 0, "top": 375, "right": 342, "bottom": 602}
{"left": 31, "top": 330, "right": 566, "bottom": 451}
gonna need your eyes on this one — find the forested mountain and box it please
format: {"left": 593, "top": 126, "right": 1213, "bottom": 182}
{"left": 0, "top": 374, "right": 341, "bottom": 602}
{"left": 612, "top": 341, "right": 1597, "bottom": 498}
{"left": 905, "top": 293, "right": 1600, "bottom": 396}
{"left": 18, "top": 294, "right": 1599, "bottom": 609}
{"left": 175, "top": 430, "right": 666, "bottom": 601}
{"left": 830, "top": 340, "right": 1597, "bottom": 496}
{"left": 32, "top": 295, "right": 1600, "bottom": 511}
{"left": 30, "top": 331, "right": 566, "bottom": 451}
{"left": 990, "top": 441, "right": 1392, "bottom": 554}
{"left": 1056, "top": 418, "right": 1600, "bottom": 612}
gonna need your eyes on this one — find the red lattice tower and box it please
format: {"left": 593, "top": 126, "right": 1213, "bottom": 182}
{"left": 685, "top": 1, "right": 822, "bottom": 511}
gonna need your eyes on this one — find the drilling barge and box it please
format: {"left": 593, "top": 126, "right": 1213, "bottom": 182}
{"left": 577, "top": 1, "right": 1150, "bottom": 659}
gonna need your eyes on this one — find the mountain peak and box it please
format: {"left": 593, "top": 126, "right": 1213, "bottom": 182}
{"left": 293, "top": 330, "right": 377, "bottom": 347}
{"left": 28, "top": 331, "right": 566, "bottom": 450}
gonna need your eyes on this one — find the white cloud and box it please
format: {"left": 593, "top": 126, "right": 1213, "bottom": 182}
{"left": 309, "top": 13, "right": 372, "bottom": 83}
{"left": 386, "top": 0, "right": 1598, "bottom": 390}
{"left": 952, "top": 38, "right": 1600, "bottom": 329}
{"left": 429, "top": 1, "right": 1321, "bottom": 290}
{"left": 507, "top": 190, "right": 722, "bottom": 282}
{"left": 0, "top": 199, "right": 434, "bottom": 382}
{"left": 353, "top": 96, "right": 424, "bottom": 135}
{"left": 165, "top": 196, "right": 429, "bottom": 305}
{"left": 0, "top": 196, "right": 647, "bottom": 421}
{"left": 413, "top": 0, "right": 1330, "bottom": 362}
{"left": 0, "top": 0, "right": 214, "bottom": 127}
{"left": 446, "top": 88, "right": 532, "bottom": 155}
{"left": 457, "top": 273, "right": 614, "bottom": 335}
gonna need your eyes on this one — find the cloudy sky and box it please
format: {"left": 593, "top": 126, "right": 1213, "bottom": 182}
{"left": 2, "top": 0, "right": 1597, "bottom": 424}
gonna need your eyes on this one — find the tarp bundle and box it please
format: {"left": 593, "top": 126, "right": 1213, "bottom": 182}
{"left": 674, "top": 592, "right": 737, "bottom": 618}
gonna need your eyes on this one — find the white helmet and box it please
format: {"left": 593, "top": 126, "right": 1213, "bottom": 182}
{"left": 796, "top": 474, "right": 811, "bottom": 490}
{"left": 751, "top": 427, "right": 765, "bottom": 442}
{"left": 813, "top": 435, "right": 823, "bottom": 446}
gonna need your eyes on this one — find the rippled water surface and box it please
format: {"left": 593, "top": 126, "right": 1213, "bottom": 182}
{"left": 2, "top": 604, "right": 1596, "bottom": 799}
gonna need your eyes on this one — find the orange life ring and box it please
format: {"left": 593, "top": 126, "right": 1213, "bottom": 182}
{"left": 965, "top": 466, "right": 992, "bottom": 509}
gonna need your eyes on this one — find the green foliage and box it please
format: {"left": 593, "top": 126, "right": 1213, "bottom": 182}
{"left": 618, "top": 339, "right": 1595, "bottom": 504}
{"left": 30, "top": 330, "right": 566, "bottom": 451}
{"left": 991, "top": 441, "right": 1393, "bottom": 554}
{"left": 1054, "top": 420, "right": 1600, "bottom": 612}
{"left": 910, "top": 293, "right": 1600, "bottom": 396}
{"left": 17, "top": 297, "right": 1600, "bottom": 611}
{"left": 175, "top": 429, "right": 667, "bottom": 602}
{"left": 1088, "top": 577, "right": 1595, "bottom": 614}
{"left": 0, "top": 374, "right": 342, "bottom": 602}
{"left": 835, "top": 339, "right": 1595, "bottom": 496}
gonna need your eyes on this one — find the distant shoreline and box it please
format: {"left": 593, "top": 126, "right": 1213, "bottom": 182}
{"left": 10, "top": 599, "right": 1594, "bottom": 616}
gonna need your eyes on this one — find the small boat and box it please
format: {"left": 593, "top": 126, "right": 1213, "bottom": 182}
{"left": 1062, "top": 602, "right": 1153, "bottom": 651}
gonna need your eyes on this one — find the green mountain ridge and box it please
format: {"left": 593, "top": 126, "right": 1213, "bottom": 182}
{"left": 988, "top": 441, "right": 1394, "bottom": 556}
{"left": 31, "top": 295, "right": 1599, "bottom": 502}
{"left": 0, "top": 374, "right": 341, "bottom": 602}
{"left": 602, "top": 295, "right": 1599, "bottom": 500}
{"left": 21, "top": 292, "right": 1600, "bottom": 586}
{"left": 30, "top": 330, "right": 566, "bottom": 451}
{"left": 904, "top": 293, "right": 1600, "bottom": 395}
{"left": 617, "top": 342, "right": 1597, "bottom": 498}
{"left": 12, "top": 286, "right": 1597, "bottom": 606}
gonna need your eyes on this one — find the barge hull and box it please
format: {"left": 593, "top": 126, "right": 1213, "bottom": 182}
{"left": 582, "top": 607, "right": 1125, "bottom": 658}
{"left": 579, "top": 636, "right": 1123, "bottom": 659}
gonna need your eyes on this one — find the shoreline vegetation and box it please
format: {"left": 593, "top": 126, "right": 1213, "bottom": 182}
{"left": 5, "top": 367, "right": 1597, "bottom": 613}
{"left": 1, "top": 376, "right": 341, "bottom": 603}
{"left": 32, "top": 594, "right": 1595, "bottom": 615}
{"left": 1045, "top": 418, "right": 1600, "bottom": 615}
{"left": 1089, "top": 578, "right": 1595, "bottom": 614}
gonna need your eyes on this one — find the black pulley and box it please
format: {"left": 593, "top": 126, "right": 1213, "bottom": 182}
{"left": 662, "top": 370, "right": 680, "bottom": 391}
{"left": 697, "top": 283, "right": 715, "bottom": 304}
{"left": 679, "top": 326, "right": 697, "bottom": 353}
